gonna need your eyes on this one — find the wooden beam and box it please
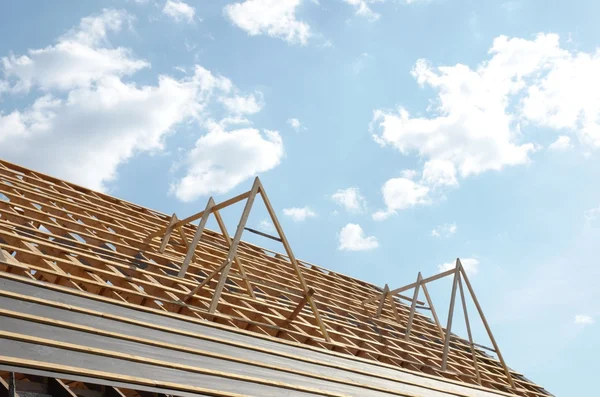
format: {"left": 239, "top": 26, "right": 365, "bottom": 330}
{"left": 214, "top": 209, "right": 255, "bottom": 299}
{"left": 387, "top": 292, "right": 401, "bottom": 324}
{"left": 48, "top": 378, "right": 77, "bottom": 397}
{"left": 459, "top": 264, "right": 516, "bottom": 389}
{"left": 421, "top": 282, "right": 445, "bottom": 344}
{"left": 375, "top": 284, "right": 389, "bottom": 318}
{"left": 276, "top": 288, "right": 315, "bottom": 336}
{"left": 181, "top": 260, "right": 228, "bottom": 306}
{"left": 441, "top": 261, "right": 460, "bottom": 371}
{"left": 158, "top": 213, "right": 178, "bottom": 253}
{"left": 146, "top": 190, "right": 252, "bottom": 240}
{"left": 405, "top": 272, "right": 422, "bottom": 341}
{"left": 361, "top": 267, "right": 456, "bottom": 305}
{"left": 257, "top": 178, "right": 331, "bottom": 342}
{"left": 457, "top": 275, "right": 482, "bottom": 385}
{"left": 208, "top": 178, "right": 260, "bottom": 313}
{"left": 178, "top": 197, "right": 215, "bottom": 278}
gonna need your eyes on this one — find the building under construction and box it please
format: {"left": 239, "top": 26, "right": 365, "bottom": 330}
{"left": 0, "top": 159, "right": 552, "bottom": 397}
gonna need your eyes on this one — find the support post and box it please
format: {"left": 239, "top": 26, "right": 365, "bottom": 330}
{"left": 208, "top": 178, "right": 260, "bottom": 313}
{"left": 257, "top": 178, "right": 331, "bottom": 342}
{"left": 441, "top": 260, "right": 461, "bottom": 371}
{"left": 458, "top": 275, "right": 482, "bottom": 385}
{"left": 421, "top": 282, "right": 445, "bottom": 343}
{"left": 178, "top": 198, "right": 215, "bottom": 277}
{"left": 361, "top": 267, "right": 456, "bottom": 305}
{"left": 159, "top": 213, "right": 178, "bottom": 253}
{"left": 459, "top": 264, "right": 516, "bottom": 389}
{"left": 387, "top": 292, "right": 401, "bottom": 324}
{"left": 405, "top": 272, "right": 423, "bottom": 340}
{"left": 179, "top": 260, "right": 229, "bottom": 310}
{"left": 214, "top": 209, "right": 255, "bottom": 298}
{"left": 276, "top": 288, "right": 314, "bottom": 337}
{"left": 48, "top": 378, "right": 77, "bottom": 397}
{"left": 8, "top": 372, "right": 16, "bottom": 397}
{"left": 376, "top": 284, "right": 389, "bottom": 318}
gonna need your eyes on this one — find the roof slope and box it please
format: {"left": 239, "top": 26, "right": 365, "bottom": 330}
{"left": 0, "top": 159, "right": 551, "bottom": 397}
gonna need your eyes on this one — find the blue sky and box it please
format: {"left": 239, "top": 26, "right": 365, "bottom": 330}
{"left": 1, "top": 0, "right": 599, "bottom": 394}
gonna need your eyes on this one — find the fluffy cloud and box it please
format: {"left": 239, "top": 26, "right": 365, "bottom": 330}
{"left": 0, "top": 9, "right": 282, "bottom": 196}
{"left": 372, "top": 33, "right": 600, "bottom": 212}
{"left": 163, "top": 0, "right": 196, "bottom": 23}
{"left": 521, "top": 46, "right": 600, "bottom": 147}
{"left": 338, "top": 223, "right": 379, "bottom": 251}
{"left": 287, "top": 117, "right": 301, "bottom": 131}
{"left": 1, "top": 9, "right": 146, "bottom": 92}
{"left": 220, "top": 92, "right": 264, "bottom": 115}
{"left": 343, "top": 0, "right": 382, "bottom": 21}
{"left": 548, "top": 135, "right": 573, "bottom": 151}
{"left": 438, "top": 258, "right": 479, "bottom": 276}
{"left": 372, "top": 177, "right": 429, "bottom": 220}
{"left": 283, "top": 206, "right": 317, "bottom": 221}
{"left": 332, "top": 187, "right": 366, "bottom": 213}
{"left": 224, "top": 0, "right": 311, "bottom": 45}
{"left": 431, "top": 223, "right": 457, "bottom": 238}
{"left": 171, "top": 123, "right": 284, "bottom": 201}
{"left": 574, "top": 314, "right": 595, "bottom": 325}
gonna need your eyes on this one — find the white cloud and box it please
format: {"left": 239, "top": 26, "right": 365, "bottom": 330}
{"left": 0, "top": 9, "right": 282, "bottom": 197}
{"left": 521, "top": 46, "right": 600, "bottom": 147}
{"left": 372, "top": 33, "right": 600, "bottom": 206}
{"left": 372, "top": 177, "right": 429, "bottom": 220}
{"left": 343, "top": 0, "right": 381, "bottom": 21}
{"left": 287, "top": 117, "right": 301, "bottom": 131}
{"left": 438, "top": 258, "right": 479, "bottom": 276}
{"left": 258, "top": 219, "right": 275, "bottom": 233}
{"left": 224, "top": 0, "right": 311, "bottom": 45}
{"left": 421, "top": 159, "right": 458, "bottom": 188}
{"left": 431, "top": 223, "right": 457, "bottom": 238}
{"left": 338, "top": 223, "right": 379, "bottom": 251}
{"left": 1, "top": 9, "right": 146, "bottom": 93}
{"left": 163, "top": 0, "right": 196, "bottom": 24}
{"left": 283, "top": 206, "right": 317, "bottom": 221}
{"left": 574, "top": 314, "right": 595, "bottom": 325}
{"left": 332, "top": 187, "right": 366, "bottom": 213}
{"left": 220, "top": 92, "right": 264, "bottom": 115}
{"left": 548, "top": 135, "right": 573, "bottom": 151}
{"left": 171, "top": 123, "right": 284, "bottom": 201}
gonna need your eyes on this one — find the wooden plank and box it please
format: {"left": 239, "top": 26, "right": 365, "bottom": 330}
{"left": 362, "top": 268, "right": 456, "bottom": 305}
{"left": 213, "top": 210, "right": 255, "bottom": 299}
{"left": 209, "top": 179, "right": 260, "bottom": 313}
{"left": 405, "top": 273, "right": 422, "bottom": 341}
{"left": 158, "top": 213, "right": 178, "bottom": 253}
{"left": 441, "top": 262, "right": 460, "bottom": 371}
{"left": 375, "top": 284, "right": 389, "bottom": 318}
{"left": 179, "top": 198, "right": 215, "bottom": 278}
{"left": 457, "top": 276, "right": 481, "bottom": 385}
{"left": 0, "top": 279, "right": 523, "bottom": 397}
{"left": 459, "top": 265, "right": 516, "bottom": 390}
{"left": 257, "top": 179, "right": 331, "bottom": 343}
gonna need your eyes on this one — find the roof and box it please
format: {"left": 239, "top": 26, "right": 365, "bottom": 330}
{"left": 0, "top": 158, "right": 551, "bottom": 397}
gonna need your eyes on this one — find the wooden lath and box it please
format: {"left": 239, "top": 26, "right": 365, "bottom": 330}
{"left": 0, "top": 158, "right": 552, "bottom": 397}
{"left": 362, "top": 259, "right": 516, "bottom": 391}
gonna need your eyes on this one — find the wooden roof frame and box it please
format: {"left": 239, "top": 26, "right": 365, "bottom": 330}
{"left": 0, "top": 158, "right": 552, "bottom": 396}
{"left": 362, "top": 259, "right": 515, "bottom": 390}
